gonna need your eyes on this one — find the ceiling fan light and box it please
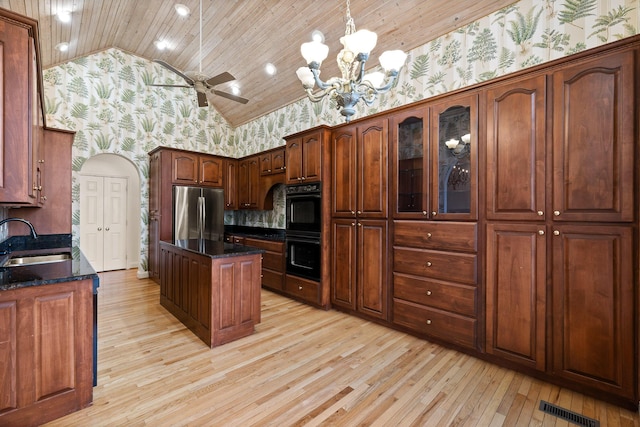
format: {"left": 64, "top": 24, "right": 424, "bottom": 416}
{"left": 174, "top": 4, "right": 190, "bottom": 16}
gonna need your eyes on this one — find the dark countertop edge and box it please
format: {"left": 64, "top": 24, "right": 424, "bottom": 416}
{"left": 0, "top": 234, "right": 99, "bottom": 292}
{"left": 224, "top": 226, "right": 285, "bottom": 241}
{"left": 160, "top": 239, "right": 265, "bottom": 259}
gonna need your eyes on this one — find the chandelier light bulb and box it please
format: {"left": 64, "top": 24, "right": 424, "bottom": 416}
{"left": 342, "top": 29, "right": 377, "bottom": 56}
{"left": 445, "top": 139, "right": 460, "bottom": 149}
{"left": 296, "top": 67, "right": 316, "bottom": 88}
{"left": 379, "top": 50, "right": 408, "bottom": 72}
{"left": 301, "top": 41, "right": 329, "bottom": 66}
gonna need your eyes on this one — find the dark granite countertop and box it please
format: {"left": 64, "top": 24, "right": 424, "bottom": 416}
{"left": 0, "top": 234, "right": 99, "bottom": 292}
{"left": 224, "top": 226, "right": 285, "bottom": 241}
{"left": 161, "top": 239, "right": 265, "bottom": 258}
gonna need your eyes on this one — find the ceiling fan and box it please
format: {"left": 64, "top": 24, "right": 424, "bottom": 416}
{"left": 148, "top": 0, "right": 249, "bottom": 107}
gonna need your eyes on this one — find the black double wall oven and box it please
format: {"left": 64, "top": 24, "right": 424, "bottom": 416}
{"left": 285, "top": 183, "right": 321, "bottom": 281}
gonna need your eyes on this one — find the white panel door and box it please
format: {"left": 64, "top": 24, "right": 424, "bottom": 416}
{"left": 103, "top": 177, "right": 128, "bottom": 271}
{"left": 80, "top": 175, "right": 128, "bottom": 272}
{"left": 80, "top": 176, "right": 105, "bottom": 271}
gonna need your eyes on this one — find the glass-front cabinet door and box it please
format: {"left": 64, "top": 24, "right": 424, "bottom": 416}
{"left": 391, "top": 107, "right": 429, "bottom": 219}
{"left": 430, "top": 93, "right": 478, "bottom": 220}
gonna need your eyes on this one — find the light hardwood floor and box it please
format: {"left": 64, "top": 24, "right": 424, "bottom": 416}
{"left": 44, "top": 269, "right": 639, "bottom": 427}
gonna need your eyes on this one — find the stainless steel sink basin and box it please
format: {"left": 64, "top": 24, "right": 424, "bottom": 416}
{"left": 2, "top": 253, "right": 72, "bottom": 267}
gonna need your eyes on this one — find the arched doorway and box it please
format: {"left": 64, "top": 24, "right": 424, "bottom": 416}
{"left": 79, "top": 154, "right": 140, "bottom": 272}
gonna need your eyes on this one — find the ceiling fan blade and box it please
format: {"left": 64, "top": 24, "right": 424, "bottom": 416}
{"left": 212, "top": 90, "right": 249, "bottom": 104}
{"left": 147, "top": 84, "right": 192, "bottom": 88}
{"left": 197, "top": 91, "right": 209, "bottom": 107}
{"left": 206, "top": 72, "right": 235, "bottom": 87}
{"left": 153, "top": 59, "right": 195, "bottom": 86}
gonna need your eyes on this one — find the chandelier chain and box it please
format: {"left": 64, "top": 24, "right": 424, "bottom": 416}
{"left": 345, "top": 0, "right": 355, "bottom": 35}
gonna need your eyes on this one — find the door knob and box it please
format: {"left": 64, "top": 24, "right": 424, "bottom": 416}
{"left": 97, "top": 227, "right": 102, "bottom": 231}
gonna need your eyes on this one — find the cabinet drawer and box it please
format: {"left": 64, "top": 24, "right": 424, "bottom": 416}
{"left": 244, "top": 237, "right": 284, "bottom": 253}
{"left": 394, "top": 221, "right": 477, "bottom": 252}
{"left": 285, "top": 275, "right": 320, "bottom": 304}
{"left": 262, "top": 251, "right": 284, "bottom": 272}
{"left": 394, "top": 247, "right": 477, "bottom": 285}
{"left": 262, "top": 269, "right": 284, "bottom": 291}
{"left": 393, "top": 273, "right": 476, "bottom": 317}
{"left": 393, "top": 299, "right": 476, "bottom": 349}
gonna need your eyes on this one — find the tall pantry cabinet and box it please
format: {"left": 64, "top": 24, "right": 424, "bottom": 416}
{"left": 330, "top": 118, "right": 389, "bottom": 320}
{"left": 485, "top": 48, "right": 635, "bottom": 399}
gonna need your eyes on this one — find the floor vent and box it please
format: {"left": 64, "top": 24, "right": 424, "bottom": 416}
{"left": 538, "top": 400, "right": 600, "bottom": 427}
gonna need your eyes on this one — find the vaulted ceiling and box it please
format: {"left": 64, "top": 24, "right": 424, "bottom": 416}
{"left": 0, "top": 0, "right": 516, "bottom": 127}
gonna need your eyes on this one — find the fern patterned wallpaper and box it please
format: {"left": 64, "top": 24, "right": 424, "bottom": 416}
{"left": 42, "top": 0, "right": 638, "bottom": 273}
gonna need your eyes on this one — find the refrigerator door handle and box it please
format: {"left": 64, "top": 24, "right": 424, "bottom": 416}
{"left": 197, "top": 196, "right": 205, "bottom": 239}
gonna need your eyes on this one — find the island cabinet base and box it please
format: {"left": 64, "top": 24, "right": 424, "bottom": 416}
{"left": 159, "top": 242, "right": 262, "bottom": 348}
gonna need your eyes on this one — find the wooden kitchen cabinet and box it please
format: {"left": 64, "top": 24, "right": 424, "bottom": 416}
{"left": 332, "top": 118, "right": 388, "bottom": 219}
{"left": 486, "top": 74, "right": 546, "bottom": 221}
{"left": 260, "top": 147, "right": 286, "bottom": 175}
{"left": 285, "top": 127, "right": 329, "bottom": 184}
{"left": 485, "top": 223, "right": 546, "bottom": 370}
{"left": 223, "top": 158, "right": 238, "bottom": 209}
{"left": 551, "top": 50, "right": 634, "bottom": 223}
{"left": 0, "top": 11, "right": 44, "bottom": 205}
{"left": 331, "top": 218, "right": 388, "bottom": 320}
{"left": 0, "top": 280, "right": 94, "bottom": 426}
{"left": 171, "top": 151, "right": 223, "bottom": 188}
{"left": 238, "top": 156, "right": 259, "bottom": 209}
{"left": 244, "top": 237, "right": 285, "bottom": 292}
{"left": 551, "top": 224, "right": 634, "bottom": 399}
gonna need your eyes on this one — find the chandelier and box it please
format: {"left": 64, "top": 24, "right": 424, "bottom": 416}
{"left": 296, "top": 0, "right": 407, "bottom": 123}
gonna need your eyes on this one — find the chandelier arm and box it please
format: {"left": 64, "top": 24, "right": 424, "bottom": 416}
{"left": 305, "top": 87, "right": 337, "bottom": 103}
{"left": 310, "top": 67, "right": 339, "bottom": 91}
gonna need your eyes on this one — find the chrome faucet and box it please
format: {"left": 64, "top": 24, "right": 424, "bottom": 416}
{"left": 0, "top": 218, "right": 38, "bottom": 239}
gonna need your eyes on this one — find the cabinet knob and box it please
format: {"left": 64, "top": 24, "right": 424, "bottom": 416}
{"left": 553, "top": 210, "right": 560, "bottom": 216}
{"left": 422, "top": 211, "right": 427, "bottom": 216}
{"left": 42, "top": 196, "right": 47, "bottom": 201}
{"left": 426, "top": 290, "right": 432, "bottom": 296}
{"left": 97, "top": 227, "right": 102, "bottom": 231}
{"left": 431, "top": 212, "right": 437, "bottom": 216}
{"left": 553, "top": 230, "right": 560, "bottom": 236}
{"left": 538, "top": 230, "right": 545, "bottom": 235}
{"left": 537, "top": 210, "right": 544, "bottom": 216}
{"left": 298, "top": 285, "right": 303, "bottom": 291}
{"left": 426, "top": 319, "right": 432, "bottom": 325}
{"left": 267, "top": 169, "right": 271, "bottom": 172}
{"left": 351, "top": 211, "right": 356, "bottom": 216}
{"left": 106, "top": 227, "right": 110, "bottom": 231}
{"left": 301, "top": 177, "right": 306, "bottom": 181}
{"left": 357, "top": 211, "right": 362, "bottom": 215}
{"left": 426, "top": 232, "right": 432, "bottom": 238}
{"left": 425, "top": 261, "right": 432, "bottom": 267}
{"left": 351, "top": 222, "right": 356, "bottom": 226}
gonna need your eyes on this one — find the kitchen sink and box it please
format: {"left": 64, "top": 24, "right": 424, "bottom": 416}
{"left": 2, "top": 253, "right": 72, "bottom": 268}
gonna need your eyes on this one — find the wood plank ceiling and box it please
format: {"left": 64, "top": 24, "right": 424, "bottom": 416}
{"left": 0, "top": 0, "right": 516, "bottom": 127}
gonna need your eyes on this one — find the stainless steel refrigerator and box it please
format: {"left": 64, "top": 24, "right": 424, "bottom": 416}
{"left": 173, "top": 186, "right": 224, "bottom": 241}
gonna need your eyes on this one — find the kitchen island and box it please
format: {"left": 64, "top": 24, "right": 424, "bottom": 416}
{"left": 159, "top": 239, "right": 264, "bottom": 347}
{"left": 0, "top": 234, "right": 98, "bottom": 427}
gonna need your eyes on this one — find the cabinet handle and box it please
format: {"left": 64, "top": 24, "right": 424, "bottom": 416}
{"left": 426, "top": 319, "right": 432, "bottom": 325}
{"left": 425, "top": 261, "right": 432, "bottom": 267}
{"left": 426, "top": 290, "right": 432, "bottom": 296}
{"left": 537, "top": 211, "right": 544, "bottom": 216}
{"left": 538, "top": 230, "right": 545, "bottom": 235}
{"left": 553, "top": 230, "right": 560, "bottom": 236}
{"left": 553, "top": 210, "right": 560, "bottom": 216}
{"left": 97, "top": 227, "right": 102, "bottom": 231}
{"left": 106, "top": 227, "right": 110, "bottom": 231}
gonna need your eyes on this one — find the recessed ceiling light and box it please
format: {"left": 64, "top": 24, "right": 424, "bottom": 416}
{"left": 311, "top": 30, "right": 325, "bottom": 43}
{"left": 175, "top": 4, "right": 190, "bottom": 16}
{"left": 265, "top": 63, "right": 277, "bottom": 76}
{"left": 56, "top": 42, "right": 69, "bottom": 52}
{"left": 57, "top": 10, "right": 72, "bottom": 23}
{"left": 154, "top": 40, "right": 168, "bottom": 50}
